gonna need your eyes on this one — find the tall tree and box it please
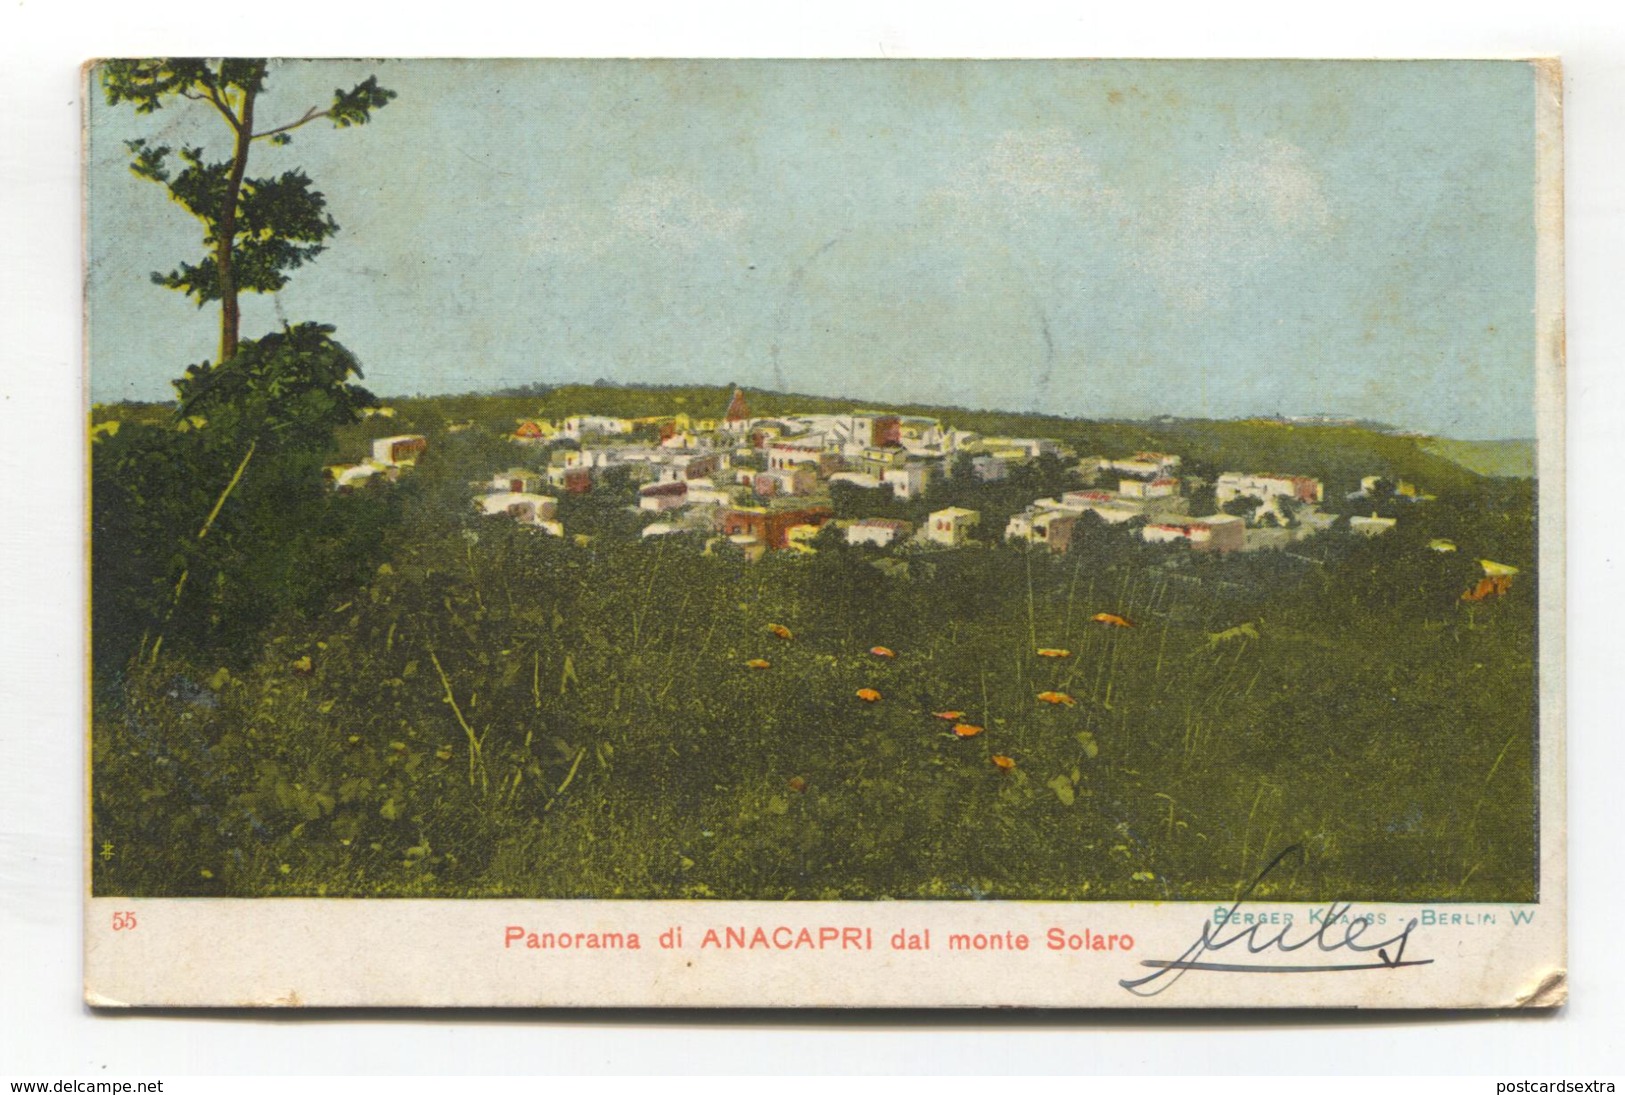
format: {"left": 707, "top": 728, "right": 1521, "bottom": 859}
{"left": 101, "top": 59, "right": 395, "bottom": 363}
{"left": 99, "top": 61, "right": 396, "bottom": 642}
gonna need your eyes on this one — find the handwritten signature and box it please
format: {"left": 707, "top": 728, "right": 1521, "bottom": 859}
{"left": 1119, "top": 845, "right": 1431, "bottom": 997}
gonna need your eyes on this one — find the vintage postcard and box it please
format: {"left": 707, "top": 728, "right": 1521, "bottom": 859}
{"left": 84, "top": 58, "right": 1563, "bottom": 1007}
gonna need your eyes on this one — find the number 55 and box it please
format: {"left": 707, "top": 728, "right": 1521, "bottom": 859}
{"left": 111, "top": 910, "right": 138, "bottom": 931}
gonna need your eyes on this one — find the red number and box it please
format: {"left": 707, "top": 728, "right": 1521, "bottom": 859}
{"left": 111, "top": 910, "right": 138, "bottom": 931}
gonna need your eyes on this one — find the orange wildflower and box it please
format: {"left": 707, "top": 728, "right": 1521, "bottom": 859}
{"left": 1036, "top": 691, "right": 1077, "bottom": 706}
{"left": 953, "top": 723, "right": 985, "bottom": 738}
{"left": 991, "top": 755, "right": 1016, "bottom": 771}
{"left": 745, "top": 658, "right": 771, "bottom": 669}
{"left": 870, "top": 646, "right": 896, "bottom": 658}
{"left": 768, "top": 624, "right": 794, "bottom": 640}
{"left": 1036, "top": 648, "right": 1071, "bottom": 658}
{"left": 931, "top": 710, "right": 966, "bottom": 721}
{"left": 856, "top": 688, "right": 882, "bottom": 702}
{"left": 1092, "top": 613, "right": 1134, "bottom": 628}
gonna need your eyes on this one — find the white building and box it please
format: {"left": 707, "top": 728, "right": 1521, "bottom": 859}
{"left": 563, "top": 448, "right": 621, "bottom": 470}
{"left": 900, "top": 439, "right": 949, "bottom": 461}
{"left": 489, "top": 468, "right": 545, "bottom": 494}
{"left": 897, "top": 416, "right": 943, "bottom": 446}
{"left": 846, "top": 518, "right": 911, "bottom": 547}
{"left": 779, "top": 411, "right": 910, "bottom": 457}
{"left": 477, "top": 491, "right": 559, "bottom": 524}
{"left": 1108, "top": 452, "right": 1182, "bottom": 478}
{"left": 969, "top": 455, "right": 1007, "bottom": 482}
{"left": 1140, "top": 513, "right": 1245, "bottom": 552}
{"left": 882, "top": 465, "right": 930, "bottom": 500}
{"left": 926, "top": 507, "right": 980, "bottom": 546}
{"left": 654, "top": 452, "right": 726, "bottom": 483}
{"left": 1004, "top": 511, "right": 1036, "bottom": 542}
{"left": 561, "top": 415, "right": 634, "bottom": 440}
{"left": 754, "top": 466, "right": 816, "bottom": 497}
{"left": 371, "top": 434, "right": 427, "bottom": 466}
{"left": 1058, "top": 490, "right": 1149, "bottom": 524}
{"left": 1007, "top": 500, "right": 1092, "bottom": 546}
{"left": 683, "top": 480, "right": 737, "bottom": 507}
{"left": 637, "top": 481, "right": 688, "bottom": 512}
{"left": 982, "top": 437, "right": 1058, "bottom": 461}
{"left": 827, "top": 471, "right": 883, "bottom": 490}
{"left": 1216, "top": 472, "right": 1324, "bottom": 505}
{"left": 767, "top": 437, "right": 827, "bottom": 471}
{"left": 325, "top": 462, "right": 389, "bottom": 489}
{"left": 1118, "top": 476, "right": 1179, "bottom": 499}
{"left": 641, "top": 522, "right": 694, "bottom": 539}
{"left": 1349, "top": 513, "right": 1398, "bottom": 537}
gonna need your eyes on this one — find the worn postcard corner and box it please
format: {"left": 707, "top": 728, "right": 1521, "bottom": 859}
{"left": 83, "top": 987, "right": 129, "bottom": 1010}
{"left": 85, "top": 57, "right": 1563, "bottom": 1009}
{"left": 1510, "top": 968, "right": 1568, "bottom": 1010}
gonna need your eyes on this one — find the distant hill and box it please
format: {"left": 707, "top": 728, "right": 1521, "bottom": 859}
{"left": 1419, "top": 438, "right": 1536, "bottom": 479}
{"left": 96, "top": 382, "right": 1519, "bottom": 503}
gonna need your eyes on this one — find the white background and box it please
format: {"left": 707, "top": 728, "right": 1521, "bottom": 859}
{"left": 1, "top": 0, "right": 1621, "bottom": 1077}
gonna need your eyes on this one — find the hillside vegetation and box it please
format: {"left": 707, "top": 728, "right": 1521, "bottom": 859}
{"left": 91, "top": 385, "right": 1539, "bottom": 902}
{"left": 1419, "top": 437, "right": 1537, "bottom": 479}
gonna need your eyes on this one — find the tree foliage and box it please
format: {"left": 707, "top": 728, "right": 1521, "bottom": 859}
{"left": 100, "top": 59, "right": 395, "bottom": 362}
{"left": 1221, "top": 492, "right": 1264, "bottom": 518}
{"left": 91, "top": 422, "right": 404, "bottom": 682}
{"left": 174, "top": 322, "right": 376, "bottom": 452}
{"left": 93, "top": 61, "right": 398, "bottom": 675}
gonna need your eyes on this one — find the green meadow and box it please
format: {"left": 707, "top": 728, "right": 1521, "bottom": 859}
{"left": 90, "top": 386, "right": 1539, "bottom": 902}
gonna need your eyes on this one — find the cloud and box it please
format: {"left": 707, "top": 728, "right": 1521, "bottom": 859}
{"left": 1131, "top": 138, "right": 1337, "bottom": 308}
{"left": 931, "top": 130, "right": 1336, "bottom": 310}
{"left": 935, "top": 129, "right": 1119, "bottom": 225}
{"left": 525, "top": 175, "right": 747, "bottom": 257}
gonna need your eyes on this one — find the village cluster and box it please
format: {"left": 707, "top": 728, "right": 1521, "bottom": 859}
{"left": 321, "top": 389, "right": 1514, "bottom": 591}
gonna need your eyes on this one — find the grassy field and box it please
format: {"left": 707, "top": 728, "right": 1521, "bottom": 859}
{"left": 90, "top": 386, "right": 1540, "bottom": 902}
{"left": 1419, "top": 437, "right": 1536, "bottom": 479}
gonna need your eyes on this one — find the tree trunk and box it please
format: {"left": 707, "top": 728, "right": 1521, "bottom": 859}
{"left": 216, "top": 74, "right": 259, "bottom": 364}
{"left": 166, "top": 439, "right": 258, "bottom": 611}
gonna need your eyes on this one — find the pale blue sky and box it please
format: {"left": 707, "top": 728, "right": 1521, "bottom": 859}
{"left": 87, "top": 60, "right": 1538, "bottom": 438}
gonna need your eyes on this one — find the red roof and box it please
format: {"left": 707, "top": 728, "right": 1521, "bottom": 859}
{"left": 724, "top": 387, "right": 751, "bottom": 422}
